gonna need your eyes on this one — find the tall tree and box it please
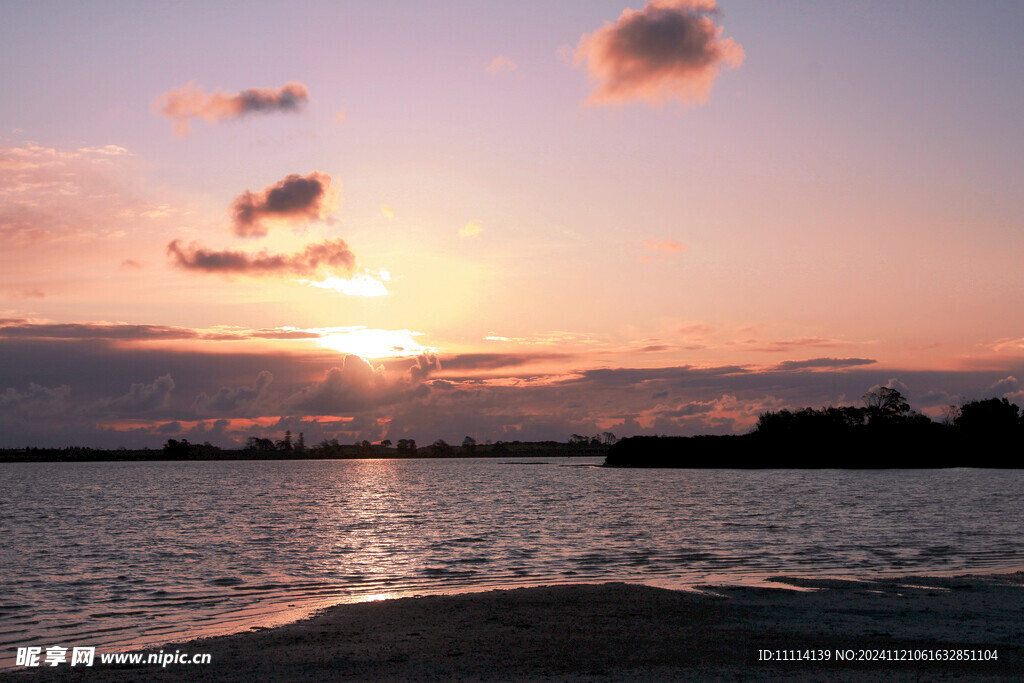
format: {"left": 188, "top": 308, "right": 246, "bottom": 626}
{"left": 862, "top": 387, "right": 910, "bottom": 420}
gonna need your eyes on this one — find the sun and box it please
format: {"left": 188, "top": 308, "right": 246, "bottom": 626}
{"left": 314, "top": 326, "right": 435, "bottom": 359}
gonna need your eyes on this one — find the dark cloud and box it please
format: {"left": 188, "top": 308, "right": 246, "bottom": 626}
{"left": 156, "top": 82, "right": 309, "bottom": 136}
{"left": 231, "top": 172, "right": 335, "bottom": 237}
{"left": 81, "top": 374, "right": 176, "bottom": 416}
{"left": 0, "top": 383, "right": 70, "bottom": 420}
{"left": 193, "top": 371, "right": 273, "bottom": 415}
{"left": 0, "top": 321, "right": 327, "bottom": 343}
{"left": 773, "top": 358, "right": 877, "bottom": 371}
{"left": 568, "top": 364, "right": 750, "bottom": 389}
{"left": 575, "top": 0, "right": 744, "bottom": 106}
{"left": 285, "top": 354, "right": 437, "bottom": 415}
{"left": 0, "top": 321, "right": 200, "bottom": 341}
{"left": 157, "top": 421, "right": 183, "bottom": 434}
{"left": 988, "top": 376, "right": 1022, "bottom": 398}
{"left": 236, "top": 84, "right": 308, "bottom": 112}
{"left": 407, "top": 354, "right": 442, "bottom": 383}
{"left": 0, "top": 338, "right": 333, "bottom": 405}
{"left": 167, "top": 238, "right": 356, "bottom": 278}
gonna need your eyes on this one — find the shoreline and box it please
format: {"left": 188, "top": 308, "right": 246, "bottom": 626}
{"left": 15, "top": 572, "right": 1024, "bottom": 681}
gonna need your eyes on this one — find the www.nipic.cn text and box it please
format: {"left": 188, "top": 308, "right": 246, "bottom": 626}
{"left": 15, "top": 646, "right": 211, "bottom": 668}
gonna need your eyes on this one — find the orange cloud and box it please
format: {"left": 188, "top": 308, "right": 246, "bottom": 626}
{"left": 230, "top": 172, "right": 336, "bottom": 237}
{"left": 167, "top": 238, "right": 355, "bottom": 279}
{"left": 459, "top": 220, "right": 484, "bottom": 238}
{"left": 575, "top": 0, "right": 744, "bottom": 107}
{"left": 155, "top": 81, "right": 309, "bottom": 136}
{"left": 640, "top": 238, "right": 686, "bottom": 261}
{"left": 487, "top": 56, "right": 517, "bottom": 73}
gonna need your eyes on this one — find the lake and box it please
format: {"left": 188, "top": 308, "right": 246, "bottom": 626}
{"left": 2, "top": 458, "right": 1022, "bottom": 658}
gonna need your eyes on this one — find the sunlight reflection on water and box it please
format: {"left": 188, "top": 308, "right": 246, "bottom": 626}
{"left": 1, "top": 459, "right": 1022, "bottom": 657}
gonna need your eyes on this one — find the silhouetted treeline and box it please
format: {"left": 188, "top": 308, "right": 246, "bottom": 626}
{"left": 605, "top": 391, "right": 1024, "bottom": 468}
{"left": 0, "top": 432, "right": 610, "bottom": 462}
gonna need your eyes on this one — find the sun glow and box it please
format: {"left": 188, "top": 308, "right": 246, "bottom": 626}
{"left": 315, "top": 326, "right": 435, "bottom": 359}
{"left": 303, "top": 269, "right": 391, "bottom": 297}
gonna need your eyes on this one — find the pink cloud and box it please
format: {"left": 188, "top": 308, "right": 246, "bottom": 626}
{"left": 155, "top": 82, "right": 309, "bottom": 136}
{"left": 0, "top": 143, "right": 168, "bottom": 246}
{"left": 575, "top": 0, "right": 744, "bottom": 107}
{"left": 747, "top": 337, "right": 845, "bottom": 353}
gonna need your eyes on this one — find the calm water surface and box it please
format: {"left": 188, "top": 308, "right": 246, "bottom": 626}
{"left": 2, "top": 458, "right": 1022, "bottom": 658}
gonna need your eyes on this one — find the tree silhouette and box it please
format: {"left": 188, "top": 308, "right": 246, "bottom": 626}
{"left": 955, "top": 398, "right": 1020, "bottom": 437}
{"left": 245, "top": 437, "right": 276, "bottom": 453}
{"left": 862, "top": 387, "right": 911, "bottom": 422}
{"left": 276, "top": 430, "right": 293, "bottom": 453}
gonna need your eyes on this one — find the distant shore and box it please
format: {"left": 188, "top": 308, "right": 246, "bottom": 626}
{"left": 17, "top": 573, "right": 1024, "bottom": 681}
{"left": 603, "top": 433, "right": 1023, "bottom": 468}
{"left": 0, "top": 443, "right": 606, "bottom": 463}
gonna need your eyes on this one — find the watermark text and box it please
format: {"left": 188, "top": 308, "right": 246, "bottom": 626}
{"left": 16, "top": 646, "right": 211, "bottom": 668}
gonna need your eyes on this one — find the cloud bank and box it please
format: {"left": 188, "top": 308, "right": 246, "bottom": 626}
{"left": 81, "top": 374, "right": 176, "bottom": 417}
{"left": 575, "top": 0, "right": 744, "bottom": 106}
{"left": 156, "top": 82, "right": 309, "bottom": 136}
{"left": 4, "top": 329, "right": 1023, "bottom": 449}
{"left": 193, "top": 371, "right": 273, "bottom": 416}
{"left": 231, "top": 172, "right": 336, "bottom": 237}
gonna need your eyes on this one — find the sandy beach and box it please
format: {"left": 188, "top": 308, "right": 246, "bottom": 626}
{"left": 13, "top": 572, "right": 1024, "bottom": 681}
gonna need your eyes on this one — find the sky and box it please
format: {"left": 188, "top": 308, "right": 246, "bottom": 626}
{"left": 2, "top": 0, "right": 1024, "bottom": 448}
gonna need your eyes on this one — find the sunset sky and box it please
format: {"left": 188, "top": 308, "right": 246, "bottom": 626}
{"left": 2, "top": 0, "right": 1024, "bottom": 448}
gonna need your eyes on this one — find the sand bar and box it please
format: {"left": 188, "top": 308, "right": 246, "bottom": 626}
{"left": 14, "top": 573, "right": 1024, "bottom": 681}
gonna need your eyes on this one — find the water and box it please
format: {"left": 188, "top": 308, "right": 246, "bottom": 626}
{"left": 2, "top": 458, "right": 1023, "bottom": 659}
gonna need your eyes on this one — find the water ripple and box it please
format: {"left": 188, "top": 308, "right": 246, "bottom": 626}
{"left": 1, "top": 459, "right": 1022, "bottom": 655}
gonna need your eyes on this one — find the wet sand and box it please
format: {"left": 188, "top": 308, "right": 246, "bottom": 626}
{"left": 16, "top": 573, "right": 1024, "bottom": 681}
